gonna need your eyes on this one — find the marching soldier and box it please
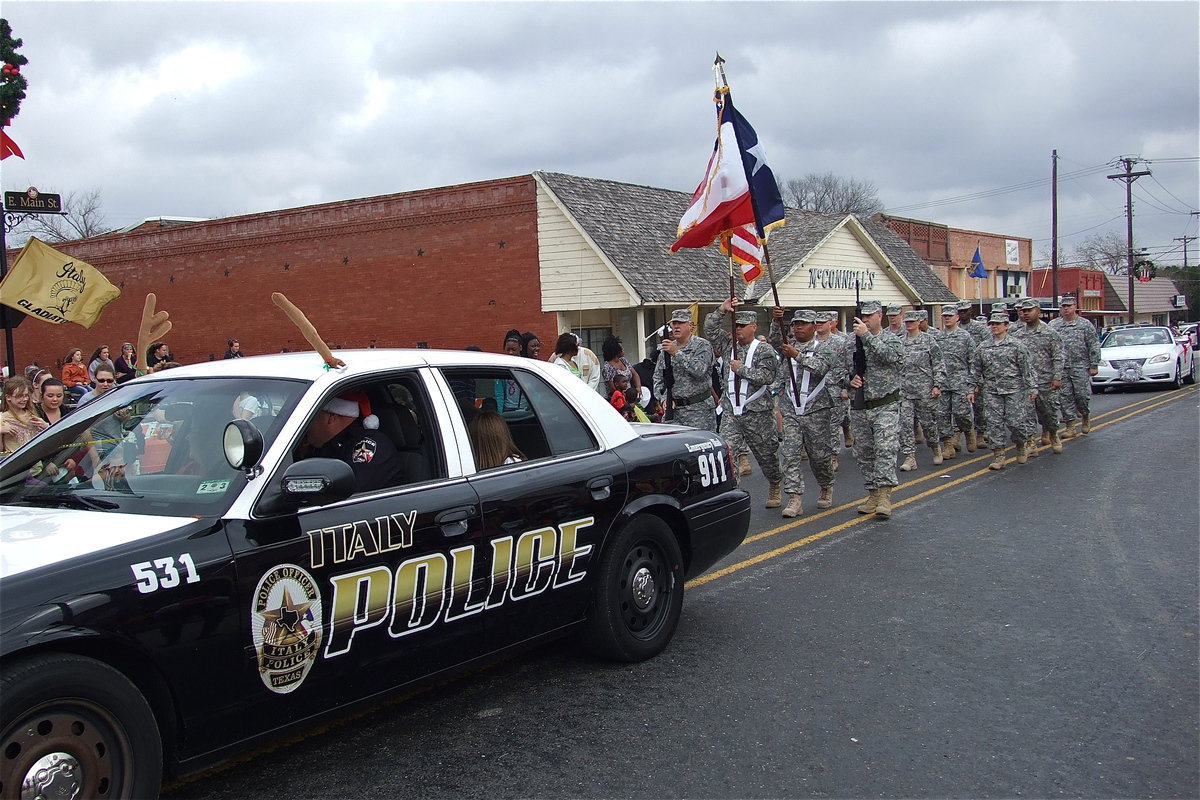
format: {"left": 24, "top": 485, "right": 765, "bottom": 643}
{"left": 958, "top": 301, "right": 991, "bottom": 343}
{"left": 816, "top": 311, "right": 854, "bottom": 461}
{"left": 937, "top": 305, "right": 978, "bottom": 457}
{"left": 770, "top": 309, "right": 841, "bottom": 516}
{"left": 1049, "top": 295, "right": 1101, "bottom": 437}
{"left": 654, "top": 308, "right": 717, "bottom": 433}
{"left": 705, "top": 299, "right": 783, "bottom": 507}
{"left": 1012, "top": 298, "right": 1065, "bottom": 454}
{"left": 843, "top": 300, "right": 905, "bottom": 518}
{"left": 972, "top": 312, "right": 1038, "bottom": 469}
{"left": 898, "top": 310, "right": 947, "bottom": 471}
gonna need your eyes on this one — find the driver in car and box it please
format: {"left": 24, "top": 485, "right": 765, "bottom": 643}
{"left": 295, "top": 391, "right": 404, "bottom": 492}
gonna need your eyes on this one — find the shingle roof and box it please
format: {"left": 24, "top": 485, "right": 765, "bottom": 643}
{"left": 1103, "top": 273, "right": 1188, "bottom": 313}
{"left": 535, "top": 171, "right": 959, "bottom": 305}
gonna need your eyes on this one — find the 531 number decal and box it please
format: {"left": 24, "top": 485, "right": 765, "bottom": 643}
{"left": 131, "top": 553, "right": 201, "bottom": 594}
{"left": 696, "top": 450, "right": 729, "bottom": 487}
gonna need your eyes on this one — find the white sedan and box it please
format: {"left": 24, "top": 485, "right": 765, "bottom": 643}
{"left": 1092, "top": 326, "right": 1196, "bottom": 390}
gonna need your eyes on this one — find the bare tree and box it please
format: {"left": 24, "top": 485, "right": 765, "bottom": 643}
{"left": 9, "top": 188, "right": 114, "bottom": 244}
{"left": 781, "top": 171, "right": 884, "bottom": 217}
{"left": 1071, "top": 231, "right": 1131, "bottom": 274}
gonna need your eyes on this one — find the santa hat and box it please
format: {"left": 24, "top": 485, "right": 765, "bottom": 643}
{"left": 322, "top": 391, "right": 379, "bottom": 429}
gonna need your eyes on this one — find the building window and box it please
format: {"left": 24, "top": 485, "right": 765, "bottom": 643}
{"left": 572, "top": 327, "right": 612, "bottom": 355}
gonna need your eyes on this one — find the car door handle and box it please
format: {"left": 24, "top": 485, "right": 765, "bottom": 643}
{"left": 436, "top": 506, "right": 475, "bottom": 537}
{"left": 587, "top": 476, "right": 613, "bottom": 501}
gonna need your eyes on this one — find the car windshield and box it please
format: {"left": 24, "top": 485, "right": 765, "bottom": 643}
{"left": 0, "top": 377, "right": 306, "bottom": 517}
{"left": 1103, "top": 329, "right": 1171, "bottom": 348}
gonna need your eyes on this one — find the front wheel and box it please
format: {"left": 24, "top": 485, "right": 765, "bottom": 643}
{"left": 1, "top": 654, "right": 163, "bottom": 800}
{"left": 1170, "top": 361, "right": 1183, "bottom": 390}
{"left": 1185, "top": 358, "right": 1196, "bottom": 385}
{"left": 581, "top": 515, "right": 685, "bottom": 662}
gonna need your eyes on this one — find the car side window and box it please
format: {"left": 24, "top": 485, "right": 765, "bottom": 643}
{"left": 440, "top": 368, "right": 596, "bottom": 467}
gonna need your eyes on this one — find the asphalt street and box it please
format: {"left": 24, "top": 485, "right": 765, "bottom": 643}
{"left": 165, "top": 384, "right": 1199, "bottom": 799}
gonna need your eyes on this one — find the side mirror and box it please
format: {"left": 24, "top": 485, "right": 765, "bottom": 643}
{"left": 224, "top": 419, "right": 264, "bottom": 470}
{"left": 280, "top": 458, "right": 355, "bottom": 506}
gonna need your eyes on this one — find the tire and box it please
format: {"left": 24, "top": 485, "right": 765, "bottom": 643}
{"left": 581, "top": 515, "right": 685, "bottom": 662}
{"left": 1, "top": 654, "right": 162, "bottom": 800}
{"left": 1185, "top": 358, "right": 1196, "bottom": 386}
{"left": 1170, "top": 361, "right": 1183, "bottom": 390}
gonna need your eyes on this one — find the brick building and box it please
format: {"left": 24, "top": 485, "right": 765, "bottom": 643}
{"left": 5, "top": 173, "right": 958, "bottom": 375}
{"left": 1030, "top": 267, "right": 1190, "bottom": 326}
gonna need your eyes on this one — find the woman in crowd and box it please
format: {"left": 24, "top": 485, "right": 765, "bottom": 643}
{"left": 61, "top": 347, "right": 90, "bottom": 401}
{"left": 1, "top": 376, "right": 50, "bottom": 458}
{"left": 34, "top": 378, "right": 70, "bottom": 426}
{"left": 502, "top": 329, "right": 523, "bottom": 357}
{"left": 224, "top": 338, "right": 243, "bottom": 359}
{"left": 469, "top": 410, "right": 525, "bottom": 469}
{"left": 88, "top": 345, "right": 115, "bottom": 384}
{"left": 601, "top": 335, "right": 643, "bottom": 398}
{"left": 113, "top": 343, "right": 138, "bottom": 384}
{"left": 519, "top": 332, "right": 542, "bottom": 360}
{"left": 550, "top": 333, "right": 582, "bottom": 377}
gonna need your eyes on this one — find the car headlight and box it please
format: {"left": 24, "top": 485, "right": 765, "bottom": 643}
{"left": 1146, "top": 353, "right": 1170, "bottom": 365}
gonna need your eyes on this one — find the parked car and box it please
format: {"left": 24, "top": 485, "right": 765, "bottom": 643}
{"left": 0, "top": 349, "right": 751, "bottom": 798}
{"left": 1092, "top": 325, "right": 1196, "bottom": 390}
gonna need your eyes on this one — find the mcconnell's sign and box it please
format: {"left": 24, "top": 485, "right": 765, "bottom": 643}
{"left": 808, "top": 268, "right": 877, "bottom": 291}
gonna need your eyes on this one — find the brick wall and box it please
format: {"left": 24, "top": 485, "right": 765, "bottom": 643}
{"left": 5, "top": 176, "right": 560, "bottom": 374}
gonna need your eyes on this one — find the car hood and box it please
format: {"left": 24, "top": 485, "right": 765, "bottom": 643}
{"left": 0, "top": 507, "right": 195, "bottom": 579}
{"left": 1101, "top": 344, "right": 1175, "bottom": 359}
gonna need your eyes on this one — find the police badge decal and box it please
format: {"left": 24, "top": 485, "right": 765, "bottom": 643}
{"left": 251, "top": 564, "right": 324, "bottom": 694}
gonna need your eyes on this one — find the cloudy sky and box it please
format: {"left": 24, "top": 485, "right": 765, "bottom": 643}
{"left": 3, "top": 1, "right": 1198, "bottom": 267}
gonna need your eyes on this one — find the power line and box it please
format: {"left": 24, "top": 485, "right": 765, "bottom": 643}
{"left": 884, "top": 163, "right": 1111, "bottom": 214}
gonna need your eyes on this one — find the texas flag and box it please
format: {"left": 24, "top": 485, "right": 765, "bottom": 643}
{"left": 671, "top": 89, "right": 786, "bottom": 283}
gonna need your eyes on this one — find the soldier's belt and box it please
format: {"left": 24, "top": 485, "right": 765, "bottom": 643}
{"left": 673, "top": 392, "right": 711, "bottom": 408}
{"left": 862, "top": 390, "right": 900, "bottom": 409}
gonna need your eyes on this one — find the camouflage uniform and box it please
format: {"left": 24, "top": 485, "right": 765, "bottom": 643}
{"left": 816, "top": 320, "right": 852, "bottom": 453}
{"left": 960, "top": 303, "right": 991, "bottom": 438}
{"left": 1049, "top": 312, "right": 1101, "bottom": 425}
{"left": 973, "top": 330, "right": 1037, "bottom": 449}
{"left": 653, "top": 320, "right": 716, "bottom": 433}
{"left": 899, "top": 322, "right": 946, "bottom": 459}
{"left": 770, "top": 314, "right": 841, "bottom": 497}
{"left": 704, "top": 310, "right": 781, "bottom": 485}
{"left": 1012, "top": 315, "right": 1064, "bottom": 438}
{"left": 843, "top": 316, "right": 904, "bottom": 491}
{"left": 938, "top": 323, "right": 978, "bottom": 443}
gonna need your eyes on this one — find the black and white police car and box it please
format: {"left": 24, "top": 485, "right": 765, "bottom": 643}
{"left": 0, "top": 349, "right": 750, "bottom": 798}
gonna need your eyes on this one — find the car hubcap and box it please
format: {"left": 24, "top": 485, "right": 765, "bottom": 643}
{"left": 621, "top": 542, "right": 671, "bottom": 637}
{"left": 22, "top": 752, "right": 81, "bottom": 800}
{"left": 4, "top": 704, "right": 124, "bottom": 800}
{"left": 630, "top": 567, "right": 655, "bottom": 610}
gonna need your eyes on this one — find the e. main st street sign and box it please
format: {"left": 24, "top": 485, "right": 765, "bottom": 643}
{"left": 4, "top": 187, "right": 64, "bottom": 215}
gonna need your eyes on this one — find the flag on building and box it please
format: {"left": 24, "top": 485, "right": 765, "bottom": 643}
{"left": 0, "top": 237, "right": 121, "bottom": 328}
{"left": 671, "top": 88, "right": 786, "bottom": 283}
{"left": 967, "top": 247, "right": 987, "bottom": 279}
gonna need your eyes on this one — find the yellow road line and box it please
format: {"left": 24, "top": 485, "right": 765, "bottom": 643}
{"left": 688, "top": 385, "right": 1196, "bottom": 588}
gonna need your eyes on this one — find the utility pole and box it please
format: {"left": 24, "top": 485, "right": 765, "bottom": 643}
{"left": 1107, "top": 157, "right": 1151, "bottom": 322}
{"left": 1176, "top": 235, "right": 1196, "bottom": 270}
{"left": 1051, "top": 150, "right": 1059, "bottom": 305}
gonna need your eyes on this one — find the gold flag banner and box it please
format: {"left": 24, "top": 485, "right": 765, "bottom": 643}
{"left": 0, "top": 237, "right": 121, "bottom": 329}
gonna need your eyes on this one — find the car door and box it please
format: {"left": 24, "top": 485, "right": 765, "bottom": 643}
{"left": 225, "top": 370, "right": 485, "bottom": 732}
{"left": 436, "top": 366, "right": 628, "bottom": 652}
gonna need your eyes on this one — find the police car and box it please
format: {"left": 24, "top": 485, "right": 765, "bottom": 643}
{"left": 0, "top": 349, "right": 750, "bottom": 798}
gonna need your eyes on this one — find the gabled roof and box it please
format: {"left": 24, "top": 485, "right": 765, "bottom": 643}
{"left": 535, "top": 171, "right": 958, "bottom": 305}
{"left": 1103, "top": 273, "right": 1188, "bottom": 313}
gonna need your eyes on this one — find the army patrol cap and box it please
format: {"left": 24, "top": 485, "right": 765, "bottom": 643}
{"left": 987, "top": 312, "right": 1010, "bottom": 324}
{"left": 734, "top": 310, "right": 758, "bottom": 325}
{"left": 884, "top": 302, "right": 904, "bottom": 315}
{"left": 859, "top": 299, "right": 883, "bottom": 315}
{"left": 991, "top": 302, "right": 1009, "bottom": 313}
{"left": 902, "top": 310, "right": 924, "bottom": 322}
{"left": 669, "top": 309, "right": 693, "bottom": 323}
{"left": 1015, "top": 298, "right": 1040, "bottom": 310}
{"left": 957, "top": 301, "right": 974, "bottom": 313}
{"left": 1059, "top": 295, "right": 1077, "bottom": 306}
{"left": 820, "top": 311, "right": 840, "bottom": 323}
{"left": 790, "top": 309, "right": 819, "bottom": 324}
{"left": 941, "top": 305, "right": 958, "bottom": 316}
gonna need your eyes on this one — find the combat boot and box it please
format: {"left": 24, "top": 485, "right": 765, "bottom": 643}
{"left": 966, "top": 429, "right": 978, "bottom": 452}
{"left": 856, "top": 489, "right": 880, "bottom": 514}
{"left": 914, "top": 424, "right": 925, "bottom": 445}
{"left": 782, "top": 493, "right": 803, "bottom": 518}
{"left": 941, "top": 437, "right": 957, "bottom": 459}
{"left": 831, "top": 454, "right": 840, "bottom": 473}
{"left": 1040, "top": 429, "right": 1051, "bottom": 446}
{"left": 1081, "top": 413, "right": 1091, "bottom": 434}
{"left": 817, "top": 486, "right": 834, "bottom": 509}
{"left": 932, "top": 442, "right": 943, "bottom": 465}
{"left": 899, "top": 453, "right": 917, "bottom": 472}
{"left": 738, "top": 454, "right": 752, "bottom": 476}
{"left": 874, "top": 487, "right": 894, "bottom": 518}
{"left": 1026, "top": 436, "right": 1040, "bottom": 458}
{"left": 1060, "top": 422, "right": 1078, "bottom": 440}
{"left": 988, "top": 448, "right": 1006, "bottom": 470}
{"left": 1050, "top": 430, "right": 1063, "bottom": 454}
{"left": 765, "top": 482, "right": 782, "bottom": 508}
{"left": 843, "top": 423, "right": 854, "bottom": 448}
{"left": 1015, "top": 441, "right": 1028, "bottom": 464}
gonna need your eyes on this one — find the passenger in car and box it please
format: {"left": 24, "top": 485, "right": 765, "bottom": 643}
{"left": 469, "top": 410, "right": 525, "bottom": 469}
{"left": 295, "top": 391, "right": 405, "bottom": 492}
